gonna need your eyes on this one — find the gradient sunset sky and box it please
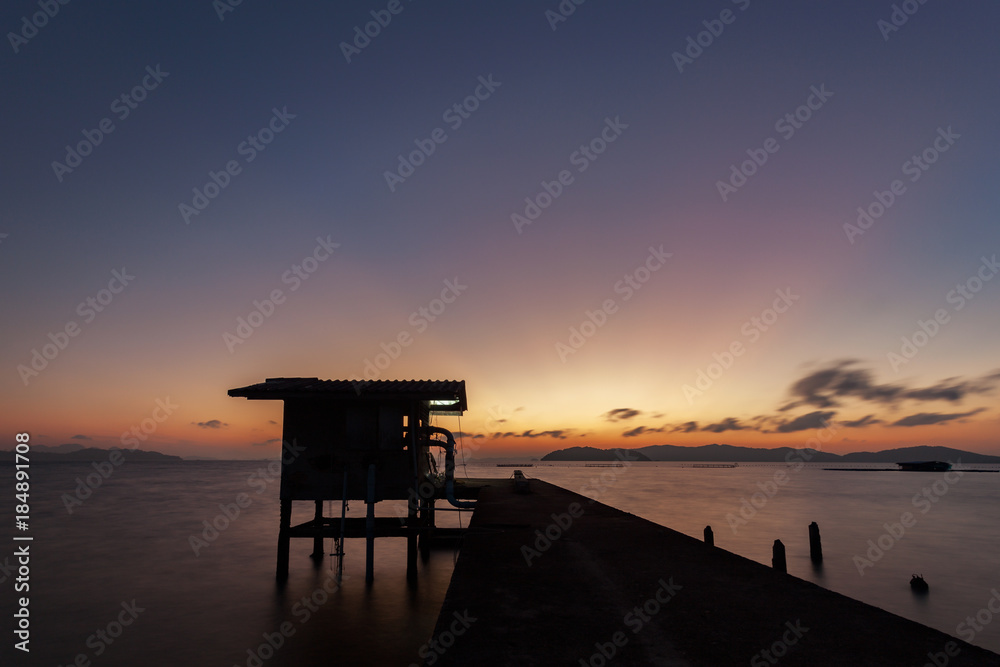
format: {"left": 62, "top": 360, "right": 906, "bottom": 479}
{"left": 3, "top": 1, "right": 999, "bottom": 458}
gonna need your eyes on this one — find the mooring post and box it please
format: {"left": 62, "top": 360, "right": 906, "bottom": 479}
{"left": 704, "top": 525, "right": 714, "bottom": 547}
{"left": 311, "top": 500, "right": 324, "bottom": 561}
{"left": 276, "top": 498, "right": 291, "bottom": 582}
{"left": 772, "top": 539, "right": 787, "bottom": 573}
{"left": 366, "top": 463, "right": 376, "bottom": 584}
{"left": 809, "top": 521, "right": 823, "bottom": 563}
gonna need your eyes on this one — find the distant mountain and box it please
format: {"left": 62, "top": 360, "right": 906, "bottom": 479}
{"left": 540, "top": 447, "right": 651, "bottom": 462}
{"left": 540, "top": 443, "right": 1000, "bottom": 463}
{"left": 634, "top": 443, "right": 839, "bottom": 463}
{"left": 839, "top": 446, "right": 1000, "bottom": 464}
{"left": 33, "top": 443, "right": 86, "bottom": 453}
{"left": 2, "top": 447, "right": 183, "bottom": 462}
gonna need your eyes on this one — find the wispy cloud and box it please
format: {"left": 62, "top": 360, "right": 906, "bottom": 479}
{"left": 841, "top": 414, "right": 882, "bottom": 428}
{"left": 701, "top": 417, "right": 747, "bottom": 433}
{"left": 491, "top": 429, "right": 570, "bottom": 439}
{"left": 774, "top": 410, "right": 836, "bottom": 433}
{"left": 194, "top": 419, "right": 228, "bottom": 429}
{"left": 890, "top": 408, "right": 986, "bottom": 427}
{"left": 622, "top": 425, "right": 666, "bottom": 437}
{"left": 781, "top": 361, "right": 1000, "bottom": 411}
{"left": 672, "top": 421, "right": 699, "bottom": 433}
{"left": 604, "top": 408, "right": 641, "bottom": 421}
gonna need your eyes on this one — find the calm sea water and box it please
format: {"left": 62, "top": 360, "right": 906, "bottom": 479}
{"left": 0, "top": 461, "right": 465, "bottom": 666}
{"left": 1, "top": 460, "right": 998, "bottom": 666}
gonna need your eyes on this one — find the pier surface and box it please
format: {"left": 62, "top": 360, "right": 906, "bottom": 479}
{"left": 429, "top": 478, "right": 999, "bottom": 666}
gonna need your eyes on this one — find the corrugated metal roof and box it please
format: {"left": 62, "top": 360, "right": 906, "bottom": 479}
{"left": 228, "top": 378, "right": 467, "bottom": 410}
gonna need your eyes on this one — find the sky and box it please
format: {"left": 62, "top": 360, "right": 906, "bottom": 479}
{"left": 2, "top": 1, "right": 999, "bottom": 459}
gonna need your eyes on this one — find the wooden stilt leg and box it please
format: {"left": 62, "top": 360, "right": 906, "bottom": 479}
{"left": 311, "top": 500, "right": 323, "bottom": 561}
{"left": 407, "top": 498, "right": 418, "bottom": 583}
{"left": 276, "top": 498, "right": 291, "bottom": 582}
{"left": 366, "top": 464, "right": 375, "bottom": 584}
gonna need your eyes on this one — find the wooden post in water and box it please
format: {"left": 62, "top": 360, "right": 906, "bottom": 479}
{"left": 772, "top": 539, "right": 787, "bottom": 573}
{"left": 366, "top": 464, "right": 376, "bottom": 584}
{"left": 311, "top": 500, "right": 324, "bottom": 561}
{"left": 809, "top": 521, "right": 823, "bottom": 563}
{"left": 276, "top": 498, "right": 291, "bottom": 582}
{"left": 704, "top": 525, "right": 714, "bottom": 547}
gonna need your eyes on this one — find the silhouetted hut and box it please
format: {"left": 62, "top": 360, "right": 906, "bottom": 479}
{"left": 228, "top": 377, "right": 470, "bottom": 582}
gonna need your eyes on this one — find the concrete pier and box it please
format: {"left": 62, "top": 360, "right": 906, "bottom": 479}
{"left": 428, "top": 479, "right": 999, "bottom": 666}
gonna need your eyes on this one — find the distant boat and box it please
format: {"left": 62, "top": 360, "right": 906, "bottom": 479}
{"left": 897, "top": 461, "right": 952, "bottom": 472}
{"left": 910, "top": 574, "right": 929, "bottom": 592}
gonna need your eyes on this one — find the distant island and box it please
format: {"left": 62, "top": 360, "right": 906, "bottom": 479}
{"left": 541, "top": 447, "right": 651, "bottom": 462}
{"left": 541, "top": 444, "right": 1000, "bottom": 464}
{"left": 1, "top": 444, "right": 183, "bottom": 462}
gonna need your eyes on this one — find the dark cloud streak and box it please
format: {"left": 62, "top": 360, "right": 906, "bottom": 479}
{"left": 890, "top": 408, "right": 986, "bottom": 427}
{"left": 604, "top": 408, "right": 641, "bottom": 422}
